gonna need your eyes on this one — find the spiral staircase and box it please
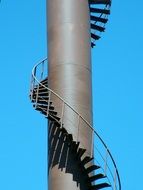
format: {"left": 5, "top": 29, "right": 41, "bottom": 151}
{"left": 29, "top": 0, "right": 121, "bottom": 189}
{"left": 29, "top": 59, "right": 121, "bottom": 190}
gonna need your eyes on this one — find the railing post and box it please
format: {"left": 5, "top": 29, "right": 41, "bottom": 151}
{"left": 41, "top": 60, "right": 44, "bottom": 80}
{"left": 34, "top": 66, "right": 36, "bottom": 80}
{"left": 33, "top": 67, "right": 36, "bottom": 89}
{"left": 91, "top": 130, "right": 94, "bottom": 157}
{"left": 60, "top": 101, "right": 65, "bottom": 128}
{"left": 114, "top": 169, "right": 117, "bottom": 190}
{"left": 32, "top": 67, "right": 36, "bottom": 97}
{"left": 30, "top": 75, "right": 34, "bottom": 100}
{"left": 35, "top": 82, "right": 40, "bottom": 108}
{"left": 104, "top": 149, "right": 108, "bottom": 176}
{"left": 33, "top": 67, "right": 40, "bottom": 108}
{"left": 47, "top": 90, "right": 51, "bottom": 117}
{"left": 77, "top": 115, "right": 80, "bottom": 143}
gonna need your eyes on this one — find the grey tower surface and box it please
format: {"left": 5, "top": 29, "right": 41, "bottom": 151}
{"left": 29, "top": 0, "right": 121, "bottom": 190}
{"left": 48, "top": 0, "right": 92, "bottom": 189}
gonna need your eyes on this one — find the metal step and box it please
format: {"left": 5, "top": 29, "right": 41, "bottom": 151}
{"left": 76, "top": 148, "right": 86, "bottom": 159}
{"left": 90, "top": 7, "right": 110, "bottom": 15}
{"left": 91, "top": 42, "right": 96, "bottom": 48}
{"left": 34, "top": 105, "right": 60, "bottom": 121}
{"left": 40, "top": 78, "right": 48, "bottom": 85}
{"left": 34, "top": 104, "right": 47, "bottom": 110}
{"left": 37, "top": 88, "right": 48, "bottom": 93}
{"left": 90, "top": 183, "right": 111, "bottom": 190}
{"left": 34, "top": 91, "right": 48, "bottom": 96}
{"left": 36, "top": 99, "right": 51, "bottom": 105}
{"left": 86, "top": 165, "right": 100, "bottom": 173}
{"left": 91, "top": 33, "right": 100, "bottom": 40}
{"left": 48, "top": 114, "right": 61, "bottom": 121}
{"left": 91, "top": 23, "right": 105, "bottom": 32}
{"left": 33, "top": 84, "right": 48, "bottom": 91}
{"left": 49, "top": 110, "right": 58, "bottom": 115}
{"left": 60, "top": 127, "right": 68, "bottom": 134}
{"left": 90, "top": 15, "right": 108, "bottom": 23}
{"left": 71, "top": 141, "right": 80, "bottom": 152}
{"left": 34, "top": 105, "right": 47, "bottom": 112}
{"left": 81, "top": 156, "right": 94, "bottom": 165}
{"left": 39, "top": 83, "right": 48, "bottom": 88}
{"left": 67, "top": 134, "right": 73, "bottom": 142}
{"left": 34, "top": 102, "right": 54, "bottom": 110}
{"left": 89, "top": 0, "right": 111, "bottom": 5}
{"left": 88, "top": 173, "right": 106, "bottom": 182}
{"left": 32, "top": 98, "right": 50, "bottom": 104}
{"left": 37, "top": 96, "right": 49, "bottom": 101}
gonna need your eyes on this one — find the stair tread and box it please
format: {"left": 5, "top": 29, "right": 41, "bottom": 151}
{"left": 91, "top": 33, "right": 100, "bottom": 40}
{"left": 81, "top": 156, "right": 94, "bottom": 165}
{"left": 90, "top": 15, "right": 108, "bottom": 23}
{"left": 67, "top": 134, "right": 73, "bottom": 142}
{"left": 60, "top": 127, "right": 68, "bottom": 134}
{"left": 38, "top": 88, "right": 48, "bottom": 93}
{"left": 77, "top": 148, "right": 86, "bottom": 159}
{"left": 71, "top": 141, "right": 80, "bottom": 152}
{"left": 34, "top": 105, "right": 47, "bottom": 111}
{"left": 34, "top": 91, "right": 48, "bottom": 95}
{"left": 36, "top": 100, "right": 52, "bottom": 105}
{"left": 49, "top": 110, "right": 58, "bottom": 115}
{"left": 91, "top": 23, "right": 105, "bottom": 32}
{"left": 91, "top": 42, "right": 96, "bottom": 48}
{"left": 40, "top": 78, "right": 48, "bottom": 85}
{"left": 48, "top": 114, "right": 61, "bottom": 121}
{"left": 34, "top": 103, "right": 54, "bottom": 110}
{"left": 89, "top": 0, "right": 111, "bottom": 5}
{"left": 91, "top": 182, "right": 111, "bottom": 189}
{"left": 32, "top": 97, "right": 49, "bottom": 102}
{"left": 86, "top": 165, "right": 100, "bottom": 173}
{"left": 88, "top": 173, "right": 106, "bottom": 182}
{"left": 90, "top": 7, "right": 110, "bottom": 15}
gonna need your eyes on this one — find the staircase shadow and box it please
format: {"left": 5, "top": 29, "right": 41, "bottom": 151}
{"left": 48, "top": 120, "right": 90, "bottom": 190}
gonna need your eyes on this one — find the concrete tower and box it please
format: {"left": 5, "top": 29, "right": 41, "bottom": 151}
{"left": 29, "top": 0, "right": 121, "bottom": 190}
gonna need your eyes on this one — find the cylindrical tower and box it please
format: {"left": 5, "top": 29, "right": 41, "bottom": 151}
{"left": 29, "top": 1, "right": 122, "bottom": 190}
{"left": 47, "top": 0, "right": 92, "bottom": 189}
{"left": 47, "top": 0, "right": 92, "bottom": 124}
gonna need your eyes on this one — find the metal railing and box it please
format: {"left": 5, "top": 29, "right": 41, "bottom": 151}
{"left": 30, "top": 58, "right": 121, "bottom": 190}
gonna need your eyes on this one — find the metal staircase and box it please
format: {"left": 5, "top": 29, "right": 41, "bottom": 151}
{"left": 89, "top": 0, "right": 111, "bottom": 47}
{"left": 29, "top": 58, "right": 121, "bottom": 190}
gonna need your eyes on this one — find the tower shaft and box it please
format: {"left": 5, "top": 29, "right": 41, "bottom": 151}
{"left": 47, "top": 0, "right": 93, "bottom": 189}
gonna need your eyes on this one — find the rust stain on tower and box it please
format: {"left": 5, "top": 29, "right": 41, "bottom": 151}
{"left": 29, "top": 0, "right": 121, "bottom": 190}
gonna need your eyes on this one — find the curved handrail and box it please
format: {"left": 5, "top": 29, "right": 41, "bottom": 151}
{"left": 30, "top": 58, "right": 121, "bottom": 190}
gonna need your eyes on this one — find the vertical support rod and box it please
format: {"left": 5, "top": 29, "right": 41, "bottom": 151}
{"left": 32, "top": 67, "right": 37, "bottom": 102}
{"left": 35, "top": 66, "right": 39, "bottom": 108}
{"left": 47, "top": 90, "right": 51, "bottom": 117}
{"left": 91, "top": 130, "right": 94, "bottom": 157}
{"left": 114, "top": 169, "right": 117, "bottom": 190}
{"left": 104, "top": 149, "right": 108, "bottom": 176}
{"left": 33, "top": 66, "right": 36, "bottom": 85}
{"left": 60, "top": 101, "right": 65, "bottom": 128}
{"left": 32, "top": 67, "right": 36, "bottom": 94}
{"left": 77, "top": 115, "right": 80, "bottom": 143}
{"left": 30, "top": 75, "right": 34, "bottom": 100}
{"left": 41, "top": 60, "right": 44, "bottom": 80}
{"left": 35, "top": 83, "right": 40, "bottom": 108}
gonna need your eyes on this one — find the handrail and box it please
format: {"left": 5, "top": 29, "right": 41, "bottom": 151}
{"left": 30, "top": 58, "right": 121, "bottom": 190}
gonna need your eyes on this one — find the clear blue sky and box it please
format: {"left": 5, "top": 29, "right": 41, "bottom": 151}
{"left": 0, "top": 0, "right": 143, "bottom": 190}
